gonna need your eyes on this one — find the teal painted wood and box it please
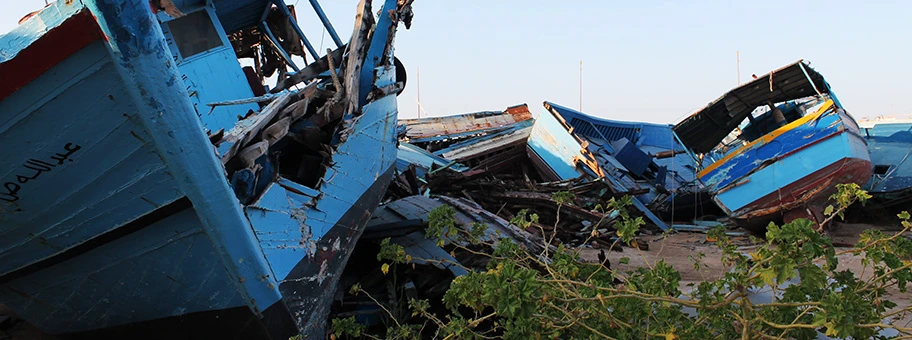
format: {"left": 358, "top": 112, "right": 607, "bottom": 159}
{"left": 212, "top": 0, "right": 272, "bottom": 33}
{"left": 546, "top": 101, "right": 682, "bottom": 151}
{"left": 0, "top": 0, "right": 408, "bottom": 336}
{"left": 0, "top": 7, "right": 249, "bottom": 331}
{"left": 700, "top": 101, "right": 852, "bottom": 192}
{"left": 0, "top": 40, "right": 184, "bottom": 276}
{"left": 397, "top": 142, "right": 470, "bottom": 178}
{"left": 0, "top": 2, "right": 84, "bottom": 64}
{"left": 157, "top": 5, "right": 260, "bottom": 133}
{"left": 263, "top": 0, "right": 407, "bottom": 327}
{"left": 431, "top": 119, "right": 534, "bottom": 158}
{"left": 544, "top": 101, "right": 701, "bottom": 193}
{"left": 0, "top": 209, "right": 246, "bottom": 333}
{"left": 715, "top": 130, "right": 870, "bottom": 215}
{"left": 245, "top": 179, "right": 319, "bottom": 280}
{"left": 527, "top": 105, "right": 588, "bottom": 181}
{"left": 84, "top": 0, "right": 281, "bottom": 316}
{"left": 696, "top": 98, "right": 873, "bottom": 224}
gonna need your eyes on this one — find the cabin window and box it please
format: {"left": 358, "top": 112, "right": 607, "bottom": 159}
{"left": 168, "top": 10, "right": 223, "bottom": 59}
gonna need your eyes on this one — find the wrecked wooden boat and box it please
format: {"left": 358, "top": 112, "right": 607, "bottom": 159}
{"left": 386, "top": 105, "right": 644, "bottom": 246}
{"left": 0, "top": 0, "right": 412, "bottom": 338}
{"left": 399, "top": 104, "right": 534, "bottom": 172}
{"left": 673, "top": 60, "right": 872, "bottom": 231}
{"left": 527, "top": 102, "right": 669, "bottom": 229}
{"left": 399, "top": 104, "right": 533, "bottom": 146}
{"left": 538, "top": 102, "right": 718, "bottom": 221}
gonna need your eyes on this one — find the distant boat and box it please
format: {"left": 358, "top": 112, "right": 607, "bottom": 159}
{"left": 673, "top": 60, "right": 872, "bottom": 231}
{"left": 857, "top": 115, "right": 912, "bottom": 129}
{"left": 0, "top": 0, "right": 412, "bottom": 338}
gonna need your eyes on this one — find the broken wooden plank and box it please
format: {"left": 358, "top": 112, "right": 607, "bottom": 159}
{"left": 342, "top": 0, "right": 374, "bottom": 114}
{"left": 218, "top": 92, "right": 294, "bottom": 163}
{"left": 270, "top": 45, "right": 346, "bottom": 93}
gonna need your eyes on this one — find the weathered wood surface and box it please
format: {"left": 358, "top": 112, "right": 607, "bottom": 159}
{"left": 401, "top": 104, "right": 533, "bottom": 140}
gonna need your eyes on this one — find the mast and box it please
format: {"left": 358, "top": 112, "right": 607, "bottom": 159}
{"left": 579, "top": 60, "right": 583, "bottom": 112}
{"left": 736, "top": 50, "right": 741, "bottom": 85}
{"left": 417, "top": 66, "right": 421, "bottom": 118}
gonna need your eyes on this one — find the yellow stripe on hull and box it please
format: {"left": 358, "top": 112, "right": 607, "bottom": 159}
{"left": 697, "top": 100, "right": 835, "bottom": 178}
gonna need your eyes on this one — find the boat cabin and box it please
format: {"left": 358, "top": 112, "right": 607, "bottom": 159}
{"left": 153, "top": 1, "right": 261, "bottom": 132}
{"left": 713, "top": 95, "right": 834, "bottom": 157}
{"left": 673, "top": 60, "right": 839, "bottom": 164}
{"left": 146, "top": 0, "right": 332, "bottom": 133}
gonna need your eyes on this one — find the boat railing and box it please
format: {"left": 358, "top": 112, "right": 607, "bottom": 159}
{"left": 258, "top": 0, "right": 342, "bottom": 72}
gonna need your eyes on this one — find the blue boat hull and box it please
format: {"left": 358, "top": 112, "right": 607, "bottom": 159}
{"left": 0, "top": 0, "right": 404, "bottom": 337}
{"left": 862, "top": 123, "right": 912, "bottom": 199}
{"left": 699, "top": 101, "right": 872, "bottom": 229}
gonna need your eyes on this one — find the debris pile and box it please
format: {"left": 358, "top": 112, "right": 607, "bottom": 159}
{"left": 214, "top": 87, "right": 340, "bottom": 204}
{"left": 330, "top": 80, "right": 912, "bottom": 330}
{"left": 384, "top": 102, "right": 725, "bottom": 239}
{"left": 330, "top": 102, "right": 690, "bottom": 329}
{"left": 384, "top": 103, "right": 678, "bottom": 247}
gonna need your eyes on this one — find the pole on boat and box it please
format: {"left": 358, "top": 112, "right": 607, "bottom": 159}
{"left": 798, "top": 61, "right": 823, "bottom": 97}
{"left": 736, "top": 50, "right": 741, "bottom": 85}
{"left": 308, "top": 0, "right": 343, "bottom": 48}
{"left": 85, "top": 0, "right": 281, "bottom": 317}
{"left": 417, "top": 66, "right": 421, "bottom": 118}
{"left": 579, "top": 60, "right": 583, "bottom": 112}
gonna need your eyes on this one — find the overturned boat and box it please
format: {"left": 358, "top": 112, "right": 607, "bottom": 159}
{"left": 673, "top": 60, "right": 872, "bottom": 231}
{"left": 538, "top": 102, "right": 715, "bottom": 221}
{"left": 527, "top": 102, "right": 670, "bottom": 229}
{"left": 0, "top": 0, "right": 412, "bottom": 338}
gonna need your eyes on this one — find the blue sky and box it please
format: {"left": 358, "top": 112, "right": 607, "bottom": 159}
{"left": 2, "top": 1, "right": 909, "bottom": 123}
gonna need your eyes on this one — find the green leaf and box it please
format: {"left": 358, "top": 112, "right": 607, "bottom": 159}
{"left": 757, "top": 267, "right": 777, "bottom": 286}
{"left": 811, "top": 313, "right": 827, "bottom": 327}
{"left": 331, "top": 316, "right": 364, "bottom": 338}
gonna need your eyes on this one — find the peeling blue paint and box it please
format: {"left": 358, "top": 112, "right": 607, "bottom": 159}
{"left": 0, "top": 0, "right": 410, "bottom": 337}
{"left": 529, "top": 102, "right": 669, "bottom": 230}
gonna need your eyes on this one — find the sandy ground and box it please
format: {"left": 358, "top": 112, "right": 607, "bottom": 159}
{"left": 580, "top": 223, "right": 912, "bottom": 330}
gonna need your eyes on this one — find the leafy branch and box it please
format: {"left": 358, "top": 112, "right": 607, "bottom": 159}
{"left": 330, "top": 184, "right": 912, "bottom": 339}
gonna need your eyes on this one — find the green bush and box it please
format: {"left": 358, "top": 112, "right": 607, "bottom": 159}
{"left": 332, "top": 184, "right": 912, "bottom": 339}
